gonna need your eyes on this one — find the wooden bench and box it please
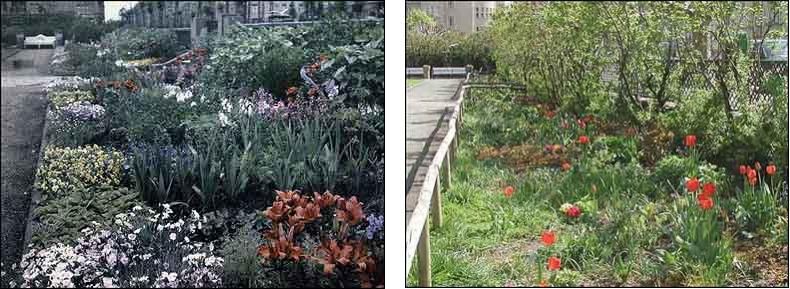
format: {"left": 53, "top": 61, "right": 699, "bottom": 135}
{"left": 432, "top": 67, "right": 467, "bottom": 78}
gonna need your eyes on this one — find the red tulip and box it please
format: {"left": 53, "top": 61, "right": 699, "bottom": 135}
{"left": 683, "top": 135, "right": 697, "bottom": 148}
{"left": 685, "top": 177, "right": 700, "bottom": 192}
{"left": 578, "top": 135, "right": 590, "bottom": 145}
{"left": 766, "top": 164, "right": 776, "bottom": 176}
{"left": 747, "top": 168, "right": 757, "bottom": 179}
{"left": 566, "top": 206, "right": 581, "bottom": 218}
{"left": 504, "top": 186, "right": 515, "bottom": 198}
{"left": 748, "top": 176, "right": 758, "bottom": 186}
{"left": 697, "top": 196, "right": 713, "bottom": 210}
{"left": 701, "top": 182, "right": 716, "bottom": 198}
{"left": 547, "top": 256, "right": 561, "bottom": 271}
{"left": 541, "top": 230, "right": 556, "bottom": 246}
{"left": 739, "top": 165, "right": 747, "bottom": 175}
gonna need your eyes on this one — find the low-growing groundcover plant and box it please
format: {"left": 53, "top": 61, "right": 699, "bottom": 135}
{"left": 411, "top": 87, "right": 788, "bottom": 287}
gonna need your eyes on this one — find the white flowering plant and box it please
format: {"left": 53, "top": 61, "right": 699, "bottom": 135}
{"left": 8, "top": 204, "right": 223, "bottom": 288}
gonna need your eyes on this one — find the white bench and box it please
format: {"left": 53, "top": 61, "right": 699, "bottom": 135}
{"left": 432, "top": 67, "right": 467, "bottom": 77}
{"left": 24, "top": 34, "right": 56, "bottom": 48}
{"left": 406, "top": 67, "right": 423, "bottom": 76}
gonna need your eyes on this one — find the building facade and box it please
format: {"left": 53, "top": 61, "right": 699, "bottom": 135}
{"left": 1, "top": 1, "right": 104, "bottom": 22}
{"left": 120, "top": 1, "right": 384, "bottom": 28}
{"left": 406, "top": 1, "right": 512, "bottom": 33}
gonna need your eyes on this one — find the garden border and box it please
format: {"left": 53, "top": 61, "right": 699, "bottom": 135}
{"left": 405, "top": 75, "right": 467, "bottom": 286}
{"left": 22, "top": 98, "right": 51, "bottom": 248}
{"left": 405, "top": 74, "right": 534, "bottom": 286}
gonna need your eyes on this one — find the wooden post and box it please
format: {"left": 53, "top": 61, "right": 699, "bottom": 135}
{"left": 443, "top": 150, "right": 452, "bottom": 192}
{"left": 418, "top": 219, "right": 432, "bottom": 286}
{"left": 431, "top": 171, "right": 443, "bottom": 228}
{"left": 423, "top": 65, "right": 432, "bottom": 79}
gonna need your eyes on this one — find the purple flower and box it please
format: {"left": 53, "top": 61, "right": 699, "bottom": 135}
{"left": 61, "top": 101, "right": 105, "bottom": 121}
{"left": 365, "top": 214, "right": 383, "bottom": 240}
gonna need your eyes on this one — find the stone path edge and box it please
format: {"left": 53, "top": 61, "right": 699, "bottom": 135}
{"left": 22, "top": 96, "right": 51, "bottom": 248}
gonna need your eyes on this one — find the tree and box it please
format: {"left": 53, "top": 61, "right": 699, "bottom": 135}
{"left": 407, "top": 8, "right": 441, "bottom": 34}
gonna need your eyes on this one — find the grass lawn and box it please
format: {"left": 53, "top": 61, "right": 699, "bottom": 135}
{"left": 407, "top": 78, "right": 423, "bottom": 88}
{"left": 407, "top": 87, "right": 789, "bottom": 287}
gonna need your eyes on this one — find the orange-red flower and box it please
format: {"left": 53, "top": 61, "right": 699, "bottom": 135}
{"left": 766, "top": 164, "right": 776, "bottom": 176}
{"left": 565, "top": 206, "right": 581, "bottom": 218}
{"left": 747, "top": 168, "right": 757, "bottom": 179}
{"left": 336, "top": 197, "right": 365, "bottom": 225}
{"left": 539, "top": 279, "right": 549, "bottom": 287}
{"left": 578, "top": 135, "right": 590, "bottom": 145}
{"left": 701, "top": 182, "right": 716, "bottom": 198}
{"left": 685, "top": 177, "right": 700, "bottom": 192}
{"left": 683, "top": 135, "right": 697, "bottom": 148}
{"left": 541, "top": 230, "right": 556, "bottom": 246}
{"left": 739, "top": 165, "right": 747, "bottom": 175}
{"left": 503, "top": 186, "right": 515, "bottom": 198}
{"left": 561, "top": 161, "right": 571, "bottom": 171}
{"left": 697, "top": 195, "right": 713, "bottom": 210}
{"left": 547, "top": 256, "right": 561, "bottom": 271}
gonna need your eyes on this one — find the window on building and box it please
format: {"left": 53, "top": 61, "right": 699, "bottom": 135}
{"left": 448, "top": 2, "right": 453, "bottom": 8}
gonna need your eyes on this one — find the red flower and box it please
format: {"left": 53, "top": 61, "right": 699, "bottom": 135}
{"left": 566, "top": 206, "right": 581, "bottom": 218}
{"left": 685, "top": 177, "right": 700, "bottom": 192}
{"left": 578, "top": 135, "right": 590, "bottom": 145}
{"left": 504, "top": 186, "right": 515, "bottom": 198}
{"left": 747, "top": 168, "right": 757, "bottom": 179}
{"left": 739, "top": 165, "right": 747, "bottom": 175}
{"left": 748, "top": 175, "right": 758, "bottom": 186}
{"left": 547, "top": 256, "right": 561, "bottom": 271}
{"left": 561, "top": 161, "right": 571, "bottom": 171}
{"left": 701, "top": 182, "right": 716, "bottom": 198}
{"left": 683, "top": 135, "right": 697, "bottom": 148}
{"left": 766, "top": 164, "right": 776, "bottom": 176}
{"left": 697, "top": 196, "right": 713, "bottom": 210}
{"left": 539, "top": 279, "right": 549, "bottom": 287}
{"left": 576, "top": 119, "right": 586, "bottom": 129}
{"left": 541, "top": 230, "right": 556, "bottom": 246}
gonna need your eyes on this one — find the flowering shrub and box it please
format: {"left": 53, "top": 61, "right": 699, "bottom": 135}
{"left": 44, "top": 77, "right": 98, "bottom": 94}
{"left": 12, "top": 204, "right": 223, "bottom": 288}
{"left": 735, "top": 161, "right": 781, "bottom": 233}
{"left": 35, "top": 145, "right": 124, "bottom": 196}
{"left": 257, "top": 191, "right": 384, "bottom": 288}
{"left": 46, "top": 102, "right": 107, "bottom": 147}
{"left": 48, "top": 90, "right": 95, "bottom": 109}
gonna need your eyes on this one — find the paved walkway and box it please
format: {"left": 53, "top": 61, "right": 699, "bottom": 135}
{"left": 1, "top": 48, "right": 52, "bottom": 270}
{"left": 406, "top": 78, "right": 463, "bottom": 224}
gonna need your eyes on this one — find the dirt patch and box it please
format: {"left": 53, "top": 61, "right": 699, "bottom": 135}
{"left": 733, "top": 240, "right": 789, "bottom": 287}
{"left": 476, "top": 143, "right": 570, "bottom": 172}
{"left": 484, "top": 239, "right": 542, "bottom": 267}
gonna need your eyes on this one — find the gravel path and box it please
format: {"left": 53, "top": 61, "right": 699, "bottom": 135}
{"left": 1, "top": 48, "right": 52, "bottom": 269}
{"left": 405, "top": 78, "right": 462, "bottom": 224}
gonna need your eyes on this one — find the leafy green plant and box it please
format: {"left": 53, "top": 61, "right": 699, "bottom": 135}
{"left": 31, "top": 186, "right": 141, "bottom": 246}
{"left": 734, "top": 175, "right": 780, "bottom": 234}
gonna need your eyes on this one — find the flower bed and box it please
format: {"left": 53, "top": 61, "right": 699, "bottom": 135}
{"left": 2, "top": 18, "right": 384, "bottom": 289}
{"left": 414, "top": 87, "right": 788, "bottom": 287}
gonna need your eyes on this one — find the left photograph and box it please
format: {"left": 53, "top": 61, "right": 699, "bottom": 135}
{"left": 0, "top": 1, "right": 384, "bottom": 288}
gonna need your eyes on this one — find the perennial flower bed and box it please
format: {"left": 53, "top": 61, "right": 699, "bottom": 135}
{"left": 2, "top": 17, "right": 384, "bottom": 289}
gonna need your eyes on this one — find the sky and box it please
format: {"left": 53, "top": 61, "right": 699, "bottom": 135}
{"left": 104, "top": 1, "right": 138, "bottom": 22}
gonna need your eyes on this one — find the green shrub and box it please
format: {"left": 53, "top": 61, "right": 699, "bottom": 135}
{"left": 102, "top": 28, "right": 185, "bottom": 60}
{"left": 102, "top": 85, "right": 192, "bottom": 145}
{"left": 35, "top": 145, "right": 124, "bottom": 196}
{"left": 31, "top": 186, "right": 141, "bottom": 246}
{"left": 590, "top": 135, "right": 638, "bottom": 165}
{"left": 220, "top": 221, "right": 266, "bottom": 288}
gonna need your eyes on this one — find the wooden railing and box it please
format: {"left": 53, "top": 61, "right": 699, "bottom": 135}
{"left": 405, "top": 76, "right": 469, "bottom": 286}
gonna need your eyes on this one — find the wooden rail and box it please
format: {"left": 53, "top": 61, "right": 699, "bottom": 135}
{"left": 406, "top": 78, "right": 468, "bottom": 286}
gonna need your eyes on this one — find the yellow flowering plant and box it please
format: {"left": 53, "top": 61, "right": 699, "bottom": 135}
{"left": 48, "top": 90, "right": 95, "bottom": 109}
{"left": 35, "top": 145, "right": 124, "bottom": 196}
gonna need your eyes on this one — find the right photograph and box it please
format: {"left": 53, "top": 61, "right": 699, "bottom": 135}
{"left": 405, "top": 1, "right": 789, "bottom": 287}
